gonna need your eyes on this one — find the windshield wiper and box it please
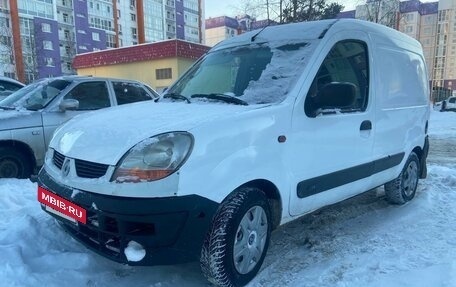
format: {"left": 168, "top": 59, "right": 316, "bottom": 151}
{"left": 0, "top": 105, "right": 15, "bottom": 110}
{"left": 191, "top": 93, "right": 248, "bottom": 106}
{"left": 162, "top": 93, "right": 191, "bottom": 103}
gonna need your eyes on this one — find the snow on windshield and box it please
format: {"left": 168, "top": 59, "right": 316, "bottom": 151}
{"left": 0, "top": 79, "right": 70, "bottom": 110}
{"left": 242, "top": 41, "right": 317, "bottom": 104}
{"left": 170, "top": 39, "right": 318, "bottom": 105}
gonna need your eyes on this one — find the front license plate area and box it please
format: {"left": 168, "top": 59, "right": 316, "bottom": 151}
{"left": 38, "top": 186, "right": 87, "bottom": 224}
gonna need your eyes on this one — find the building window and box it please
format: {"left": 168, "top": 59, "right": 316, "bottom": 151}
{"left": 131, "top": 27, "right": 137, "bottom": 38}
{"left": 64, "top": 29, "right": 71, "bottom": 40}
{"left": 92, "top": 32, "right": 100, "bottom": 41}
{"left": 156, "top": 68, "right": 172, "bottom": 80}
{"left": 130, "top": 0, "right": 135, "bottom": 7}
{"left": 65, "top": 45, "right": 71, "bottom": 55}
{"left": 131, "top": 13, "right": 136, "bottom": 21}
{"left": 405, "top": 13, "right": 414, "bottom": 22}
{"left": 43, "top": 40, "right": 53, "bottom": 50}
{"left": 406, "top": 25, "right": 413, "bottom": 33}
{"left": 117, "top": 9, "right": 121, "bottom": 18}
{"left": 45, "top": 57, "right": 54, "bottom": 66}
{"left": 41, "top": 23, "right": 51, "bottom": 32}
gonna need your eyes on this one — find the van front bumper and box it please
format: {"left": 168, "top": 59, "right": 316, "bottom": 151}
{"left": 38, "top": 168, "right": 219, "bottom": 265}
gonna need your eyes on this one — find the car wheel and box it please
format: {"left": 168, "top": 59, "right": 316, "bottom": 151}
{"left": 440, "top": 101, "right": 447, "bottom": 112}
{"left": 0, "top": 146, "right": 32, "bottom": 178}
{"left": 384, "top": 152, "right": 420, "bottom": 205}
{"left": 200, "top": 187, "right": 272, "bottom": 287}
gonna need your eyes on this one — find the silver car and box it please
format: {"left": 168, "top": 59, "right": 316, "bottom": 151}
{"left": 0, "top": 76, "right": 25, "bottom": 100}
{"left": 0, "top": 76, "right": 159, "bottom": 178}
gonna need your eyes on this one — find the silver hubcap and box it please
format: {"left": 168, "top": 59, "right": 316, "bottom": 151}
{"left": 403, "top": 160, "right": 418, "bottom": 197}
{"left": 233, "top": 205, "right": 268, "bottom": 274}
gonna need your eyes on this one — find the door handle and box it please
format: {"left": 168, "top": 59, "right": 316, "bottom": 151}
{"left": 360, "top": 120, "right": 372, "bottom": 131}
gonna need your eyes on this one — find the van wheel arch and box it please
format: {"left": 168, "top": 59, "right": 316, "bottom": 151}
{"left": 0, "top": 140, "right": 36, "bottom": 178}
{"left": 238, "top": 179, "right": 282, "bottom": 230}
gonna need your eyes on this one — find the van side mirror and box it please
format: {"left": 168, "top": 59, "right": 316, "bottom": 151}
{"left": 317, "top": 82, "right": 357, "bottom": 109}
{"left": 59, "top": 99, "right": 79, "bottom": 111}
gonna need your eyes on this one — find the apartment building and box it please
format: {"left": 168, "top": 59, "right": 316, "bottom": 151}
{"left": 0, "top": 0, "right": 204, "bottom": 84}
{"left": 339, "top": 0, "right": 456, "bottom": 98}
{"left": 204, "top": 15, "right": 274, "bottom": 47}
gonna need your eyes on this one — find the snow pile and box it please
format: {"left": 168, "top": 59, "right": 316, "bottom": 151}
{"left": 0, "top": 110, "right": 455, "bottom": 287}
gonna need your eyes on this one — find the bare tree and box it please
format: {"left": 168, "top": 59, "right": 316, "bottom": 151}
{"left": 60, "top": 28, "right": 77, "bottom": 75}
{"left": 232, "top": 0, "right": 343, "bottom": 24}
{"left": 0, "top": 25, "right": 17, "bottom": 79}
{"left": 22, "top": 33, "right": 39, "bottom": 83}
{"left": 355, "top": 0, "right": 401, "bottom": 29}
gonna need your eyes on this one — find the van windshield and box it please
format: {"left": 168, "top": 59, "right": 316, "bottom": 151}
{"left": 0, "top": 79, "right": 71, "bottom": 111}
{"left": 167, "top": 41, "right": 313, "bottom": 105}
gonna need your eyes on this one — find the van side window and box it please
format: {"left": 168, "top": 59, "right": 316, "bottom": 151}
{"left": 305, "top": 40, "right": 369, "bottom": 117}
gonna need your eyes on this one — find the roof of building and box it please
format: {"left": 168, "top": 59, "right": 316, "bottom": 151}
{"left": 73, "top": 39, "right": 210, "bottom": 69}
{"left": 400, "top": 0, "right": 438, "bottom": 15}
{"left": 420, "top": 1, "right": 438, "bottom": 15}
{"left": 251, "top": 19, "right": 279, "bottom": 30}
{"left": 205, "top": 16, "right": 240, "bottom": 29}
{"left": 336, "top": 10, "right": 356, "bottom": 19}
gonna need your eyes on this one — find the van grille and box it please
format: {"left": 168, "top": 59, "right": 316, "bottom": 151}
{"left": 52, "top": 149, "right": 109, "bottom": 179}
{"left": 74, "top": 158, "right": 109, "bottom": 179}
{"left": 53, "top": 150, "right": 65, "bottom": 169}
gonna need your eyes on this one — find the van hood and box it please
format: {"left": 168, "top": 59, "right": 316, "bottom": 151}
{"left": 0, "top": 110, "right": 42, "bottom": 131}
{"left": 50, "top": 101, "right": 258, "bottom": 165}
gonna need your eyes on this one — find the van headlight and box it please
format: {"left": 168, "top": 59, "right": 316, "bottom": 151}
{"left": 111, "top": 132, "right": 193, "bottom": 183}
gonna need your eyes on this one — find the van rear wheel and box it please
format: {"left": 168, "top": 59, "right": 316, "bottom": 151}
{"left": 200, "top": 187, "right": 271, "bottom": 287}
{"left": 384, "top": 152, "right": 420, "bottom": 205}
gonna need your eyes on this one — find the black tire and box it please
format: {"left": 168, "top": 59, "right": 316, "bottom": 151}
{"left": 0, "top": 146, "right": 33, "bottom": 178}
{"left": 200, "top": 187, "right": 272, "bottom": 287}
{"left": 384, "top": 152, "right": 420, "bottom": 205}
{"left": 441, "top": 101, "right": 447, "bottom": 112}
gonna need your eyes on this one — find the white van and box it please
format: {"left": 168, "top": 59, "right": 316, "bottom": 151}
{"left": 37, "top": 19, "right": 430, "bottom": 287}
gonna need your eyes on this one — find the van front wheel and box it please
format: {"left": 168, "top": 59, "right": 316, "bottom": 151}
{"left": 200, "top": 187, "right": 271, "bottom": 287}
{"left": 384, "top": 152, "right": 420, "bottom": 205}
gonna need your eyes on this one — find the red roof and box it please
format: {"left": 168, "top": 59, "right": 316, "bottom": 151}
{"left": 73, "top": 39, "right": 210, "bottom": 69}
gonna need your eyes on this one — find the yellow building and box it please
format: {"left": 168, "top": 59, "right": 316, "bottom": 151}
{"left": 73, "top": 39, "right": 210, "bottom": 91}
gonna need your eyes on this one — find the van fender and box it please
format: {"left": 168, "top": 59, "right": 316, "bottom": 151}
{"left": 178, "top": 146, "right": 290, "bottom": 207}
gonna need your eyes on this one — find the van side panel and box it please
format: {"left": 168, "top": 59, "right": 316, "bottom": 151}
{"left": 370, "top": 35, "right": 430, "bottom": 188}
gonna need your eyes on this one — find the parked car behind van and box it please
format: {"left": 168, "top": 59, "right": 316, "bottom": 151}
{"left": 0, "top": 76, "right": 25, "bottom": 101}
{"left": 37, "top": 19, "right": 430, "bottom": 287}
{"left": 441, "top": 96, "right": 456, "bottom": 111}
{"left": 0, "top": 76, "right": 159, "bottom": 178}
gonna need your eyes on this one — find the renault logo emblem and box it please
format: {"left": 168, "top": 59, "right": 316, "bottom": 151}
{"left": 62, "top": 159, "right": 71, "bottom": 177}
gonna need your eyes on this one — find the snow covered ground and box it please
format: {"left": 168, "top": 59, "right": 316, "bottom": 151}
{"left": 1, "top": 110, "right": 455, "bottom": 287}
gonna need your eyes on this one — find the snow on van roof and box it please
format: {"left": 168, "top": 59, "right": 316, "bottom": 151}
{"left": 213, "top": 19, "right": 337, "bottom": 50}
{"left": 214, "top": 19, "right": 422, "bottom": 51}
